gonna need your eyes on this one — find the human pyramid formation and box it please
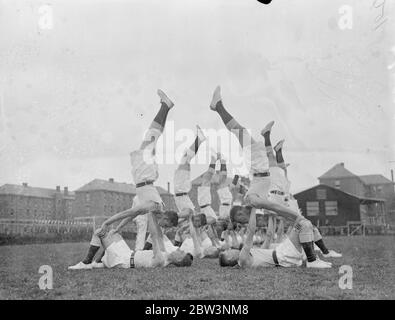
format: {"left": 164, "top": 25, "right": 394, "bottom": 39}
{"left": 69, "top": 86, "right": 342, "bottom": 270}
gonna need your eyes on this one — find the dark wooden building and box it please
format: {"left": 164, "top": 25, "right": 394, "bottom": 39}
{"left": 294, "top": 184, "right": 386, "bottom": 226}
{"left": 319, "top": 163, "right": 395, "bottom": 216}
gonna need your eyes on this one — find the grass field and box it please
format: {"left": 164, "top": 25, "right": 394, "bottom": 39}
{"left": 0, "top": 236, "right": 394, "bottom": 300}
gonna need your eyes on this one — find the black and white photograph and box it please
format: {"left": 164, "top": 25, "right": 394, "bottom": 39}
{"left": 0, "top": 0, "right": 394, "bottom": 303}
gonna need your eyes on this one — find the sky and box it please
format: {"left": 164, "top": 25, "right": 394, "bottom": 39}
{"left": 0, "top": 0, "right": 394, "bottom": 194}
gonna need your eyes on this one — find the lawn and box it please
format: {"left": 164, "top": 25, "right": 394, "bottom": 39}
{"left": 0, "top": 236, "right": 394, "bottom": 300}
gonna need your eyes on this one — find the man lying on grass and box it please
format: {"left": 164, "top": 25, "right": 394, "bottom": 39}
{"left": 69, "top": 208, "right": 193, "bottom": 269}
{"left": 218, "top": 206, "right": 333, "bottom": 269}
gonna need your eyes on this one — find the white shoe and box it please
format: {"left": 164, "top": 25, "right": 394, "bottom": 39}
{"left": 274, "top": 139, "right": 285, "bottom": 152}
{"left": 196, "top": 125, "right": 206, "bottom": 143}
{"left": 306, "top": 259, "right": 332, "bottom": 269}
{"left": 323, "top": 250, "right": 342, "bottom": 258}
{"left": 91, "top": 261, "right": 104, "bottom": 269}
{"left": 157, "top": 89, "right": 174, "bottom": 109}
{"left": 68, "top": 261, "right": 92, "bottom": 270}
{"left": 260, "top": 121, "right": 275, "bottom": 136}
{"left": 210, "top": 86, "right": 222, "bottom": 110}
{"left": 317, "top": 256, "right": 332, "bottom": 266}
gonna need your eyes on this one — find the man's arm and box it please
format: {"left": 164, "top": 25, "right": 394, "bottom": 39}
{"left": 262, "top": 214, "right": 275, "bottom": 249}
{"left": 147, "top": 212, "right": 165, "bottom": 266}
{"left": 238, "top": 208, "right": 256, "bottom": 268}
{"left": 189, "top": 216, "right": 203, "bottom": 258}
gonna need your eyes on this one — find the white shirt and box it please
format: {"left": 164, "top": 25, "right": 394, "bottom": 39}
{"left": 243, "top": 141, "right": 269, "bottom": 175}
{"left": 130, "top": 149, "right": 159, "bottom": 184}
{"left": 197, "top": 185, "right": 211, "bottom": 206}
{"left": 174, "top": 169, "right": 191, "bottom": 193}
{"left": 217, "top": 186, "right": 233, "bottom": 204}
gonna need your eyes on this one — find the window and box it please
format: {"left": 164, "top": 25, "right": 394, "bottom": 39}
{"left": 335, "top": 180, "right": 340, "bottom": 188}
{"left": 306, "top": 202, "right": 320, "bottom": 216}
{"left": 377, "top": 186, "right": 383, "bottom": 193}
{"left": 325, "top": 201, "right": 338, "bottom": 216}
{"left": 10, "top": 209, "right": 14, "bottom": 216}
{"left": 316, "top": 189, "right": 327, "bottom": 200}
{"left": 85, "top": 193, "right": 90, "bottom": 203}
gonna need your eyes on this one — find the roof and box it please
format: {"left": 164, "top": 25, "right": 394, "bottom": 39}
{"left": 359, "top": 174, "right": 393, "bottom": 185}
{"left": 0, "top": 184, "right": 75, "bottom": 199}
{"left": 76, "top": 179, "right": 173, "bottom": 195}
{"left": 294, "top": 184, "right": 386, "bottom": 203}
{"left": 319, "top": 163, "right": 357, "bottom": 179}
{"left": 76, "top": 179, "right": 136, "bottom": 194}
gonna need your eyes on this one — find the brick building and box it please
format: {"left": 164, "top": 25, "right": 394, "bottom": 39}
{"left": 72, "top": 178, "right": 176, "bottom": 218}
{"left": 0, "top": 183, "right": 74, "bottom": 220}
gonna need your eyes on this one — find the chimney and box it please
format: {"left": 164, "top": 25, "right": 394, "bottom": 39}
{"left": 109, "top": 178, "right": 114, "bottom": 183}
{"left": 56, "top": 186, "right": 60, "bottom": 192}
{"left": 391, "top": 169, "right": 394, "bottom": 182}
{"left": 64, "top": 186, "right": 69, "bottom": 195}
{"left": 340, "top": 162, "right": 344, "bottom": 167}
{"left": 167, "top": 182, "right": 170, "bottom": 193}
{"left": 22, "top": 182, "right": 28, "bottom": 187}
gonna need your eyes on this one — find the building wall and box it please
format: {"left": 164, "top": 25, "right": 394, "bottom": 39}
{"left": 0, "top": 194, "right": 60, "bottom": 220}
{"left": 294, "top": 185, "right": 361, "bottom": 226}
{"left": 72, "top": 190, "right": 135, "bottom": 218}
{"left": 365, "top": 183, "right": 395, "bottom": 209}
{"left": 319, "top": 177, "right": 365, "bottom": 197}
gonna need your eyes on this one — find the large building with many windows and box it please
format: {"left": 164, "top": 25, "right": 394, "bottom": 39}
{"left": 72, "top": 178, "right": 177, "bottom": 218}
{"left": 0, "top": 183, "right": 74, "bottom": 220}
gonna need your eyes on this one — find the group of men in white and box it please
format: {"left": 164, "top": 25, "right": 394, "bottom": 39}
{"left": 69, "top": 86, "right": 342, "bottom": 271}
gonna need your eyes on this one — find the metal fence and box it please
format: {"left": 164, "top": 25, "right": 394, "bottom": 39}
{"left": 0, "top": 218, "right": 94, "bottom": 236}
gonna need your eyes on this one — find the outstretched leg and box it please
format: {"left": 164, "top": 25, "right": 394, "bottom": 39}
{"left": 274, "top": 140, "right": 286, "bottom": 171}
{"left": 287, "top": 217, "right": 332, "bottom": 268}
{"left": 210, "top": 86, "right": 255, "bottom": 148}
{"left": 260, "top": 121, "right": 276, "bottom": 167}
{"left": 139, "top": 89, "right": 174, "bottom": 151}
{"left": 313, "top": 227, "right": 342, "bottom": 258}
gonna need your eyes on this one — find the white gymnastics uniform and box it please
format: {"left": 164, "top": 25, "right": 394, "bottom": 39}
{"left": 180, "top": 236, "right": 213, "bottom": 257}
{"left": 130, "top": 128, "right": 164, "bottom": 208}
{"left": 174, "top": 168, "right": 195, "bottom": 213}
{"left": 102, "top": 235, "right": 177, "bottom": 269}
{"left": 244, "top": 141, "right": 271, "bottom": 200}
{"left": 245, "top": 237, "right": 303, "bottom": 268}
{"left": 267, "top": 167, "right": 288, "bottom": 205}
{"left": 217, "top": 186, "right": 233, "bottom": 220}
{"left": 131, "top": 196, "right": 148, "bottom": 251}
{"left": 197, "top": 185, "right": 217, "bottom": 221}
